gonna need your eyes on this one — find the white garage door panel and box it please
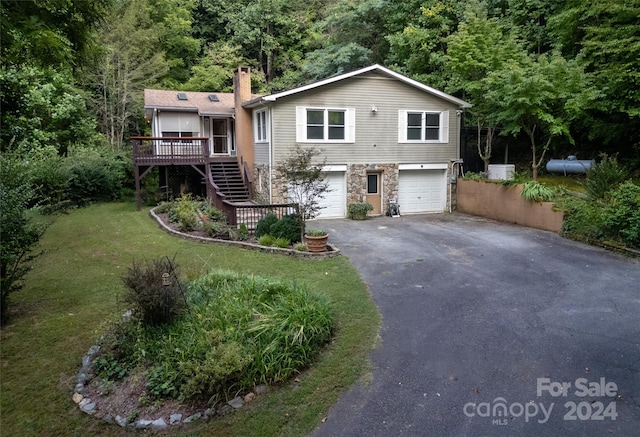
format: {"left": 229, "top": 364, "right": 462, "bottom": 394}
{"left": 316, "top": 172, "right": 346, "bottom": 218}
{"left": 398, "top": 170, "right": 446, "bottom": 213}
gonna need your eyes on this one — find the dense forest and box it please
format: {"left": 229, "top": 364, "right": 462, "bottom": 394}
{"left": 1, "top": 0, "right": 640, "bottom": 321}
{"left": 1, "top": 0, "right": 639, "bottom": 168}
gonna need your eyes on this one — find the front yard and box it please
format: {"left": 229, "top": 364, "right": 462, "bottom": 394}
{"left": 0, "top": 202, "right": 380, "bottom": 436}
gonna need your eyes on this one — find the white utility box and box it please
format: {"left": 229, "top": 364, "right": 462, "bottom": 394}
{"left": 487, "top": 164, "right": 515, "bottom": 181}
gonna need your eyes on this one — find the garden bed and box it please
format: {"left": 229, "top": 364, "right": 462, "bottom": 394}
{"left": 150, "top": 208, "right": 341, "bottom": 259}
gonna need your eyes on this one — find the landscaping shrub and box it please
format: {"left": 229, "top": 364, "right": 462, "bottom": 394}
{"left": 258, "top": 234, "right": 276, "bottom": 247}
{"left": 95, "top": 270, "right": 334, "bottom": 403}
{"left": 602, "top": 181, "right": 640, "bottom": 248}
{"left": 66, "top": 148, "right": 128, "bottom": 205}
{"left": 256, "top": 213, "right": 279, "bottom": 238}
{"left": 270, "top": 214, "right": 302, "bottom": 243}
{"left": 520, "top": 181, "right": 555, "bottom": 202}
{"left": 203, "top": 220, "right": 231, "bottom": 239}
{"left": 27, "top": 154, "right": 72, "bottom": 212}
{"left": 273, "top": 237, "right": 291, "bottom": 248}
{"left": 121, "top": 257, "right": 187, "bottom": 326}
{"left": 585, "top": 155, "right": 629, "bottom": 200}
{"left": 0, "top": 156, "right": 46, "bottom": 324}
{"left": 171, "top": 194, "right": 200, "bottom": 232}
{"left": 560, "top": 196, "right": 605, "bottom": 242}
{"left": 237, "top": 223, "right": 250, "bottom": 241}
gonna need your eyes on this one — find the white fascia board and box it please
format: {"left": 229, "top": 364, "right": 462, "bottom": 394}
{"left": 399, "top": 163, "right": 448, "bottom": 170}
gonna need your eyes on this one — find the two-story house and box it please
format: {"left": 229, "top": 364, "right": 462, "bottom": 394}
{"left": 137, "top": 65, "right": 470, "bottom": 219}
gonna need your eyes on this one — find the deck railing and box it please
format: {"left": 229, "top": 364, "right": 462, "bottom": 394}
{"left": 132, "top": 136, "right": 209, "bottom": 164}
{"left": 231, "top": 203, "right": 298, "bottom": 230}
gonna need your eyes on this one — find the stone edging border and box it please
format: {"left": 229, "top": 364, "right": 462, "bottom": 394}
{"left": 73, "top": 343, "right": 268, "bottom": 430}
{"left": 149, "top": 207, "right": 341, "bottom": 259}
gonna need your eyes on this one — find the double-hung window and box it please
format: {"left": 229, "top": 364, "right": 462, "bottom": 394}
{"left": 254, "top": 109, "right": 268, "bottom": 142}
{"left": 399, "top": 110, "right": 449, "bottom": 143}
{"left": 296, "top": 107, "right": 355, "bottom": 143}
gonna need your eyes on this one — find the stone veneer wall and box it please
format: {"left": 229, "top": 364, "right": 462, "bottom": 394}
{"left": 346, "top": 164, "right": 399, "bottom": 206}
{"left": 253, "top": 164, "right": 271, "bottom": 203}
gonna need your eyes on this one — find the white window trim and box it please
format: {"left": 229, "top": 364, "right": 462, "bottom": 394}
{"left": 296, "top": 106, "right": 356, "bottom": 143}
{"left": 398, "top": 110, "right": 449, "bottom": 143}
{"left": 254, "top": 109, "right": 269, "bottom": 143}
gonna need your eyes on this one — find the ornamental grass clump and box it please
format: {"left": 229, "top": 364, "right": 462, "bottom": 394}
{"left": 94, "top": 269, "right": 334, "bottom": 404}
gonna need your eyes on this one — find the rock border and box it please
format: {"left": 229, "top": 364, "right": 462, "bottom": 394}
{"left": 73, "top": 343, "right": 268, "bottom": 429}
{"left": 149, "top": 207, "right": 341, "bottom": 259}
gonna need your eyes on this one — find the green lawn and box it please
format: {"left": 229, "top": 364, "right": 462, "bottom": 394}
{"left": 0, "top": 202, "right": 380, "bottom": 436}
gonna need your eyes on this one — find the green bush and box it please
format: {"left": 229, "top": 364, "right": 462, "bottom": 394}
{"left": 586, "top": 155, "right": 629, "bottom": 200}
{"left": 273, "top": 237, "right": 291, "bottom": 248}
{"left": 95, "top": 270, "right": 334, "bottom": 402}
{"left": 560, "top": 196, "right": 606, "bottom": 242}
{"left": 121, "top": 257, "right": 187, "bottom": 326}
{"left": 347, "top": 202, "right": 373, "bottom": 220}
{"left": 258, "top": 234, "right": 276, "bottom": 246}
{"left": 0, "top": 156, "right": 46, "bottom": 324}
{"left": 237, "top": 223, "right": 250, "bottom": 241}
{"left": 520, "top": 181, "right": 555, "bottom": 202}
{"left": 203, "top": 220, "right": 231, "bottom": 239}
{"left": 66, "top": 148, "right": 128, "bottom": 206}
{"left": 255, "top": 213, "right": 279, "bottom": 238}
{"left": 27, "top": 154, "right": 72, "bottom": 212}
{"left": 172, "top": 194, "right": 200, "bottom": 232}
{"left": 603, "top": 181, "right": 640, "bottom": 248}
{"left": 270, "top": 214, "right": 302, "bottom": 243}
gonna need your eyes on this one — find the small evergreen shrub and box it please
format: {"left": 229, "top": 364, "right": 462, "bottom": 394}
{"left": 255, "top": 213, "right": 279, "bottom": 238}
{"left": 270, "top": 214, "right": 302, "bottom": 243}
{"left": 121, "top": 257, "right": 187, "bottom": 325}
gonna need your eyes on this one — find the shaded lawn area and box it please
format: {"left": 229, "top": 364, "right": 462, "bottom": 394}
{"left": 0, "top": 202, "right": 380, "bottom": 436}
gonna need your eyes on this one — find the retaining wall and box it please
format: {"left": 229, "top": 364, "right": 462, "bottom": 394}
{"left": 456, "top": 179, "right": 564, "bottom": 233}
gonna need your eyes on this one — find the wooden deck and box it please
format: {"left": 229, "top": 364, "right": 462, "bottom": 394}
{"left": 132, "top": 136, "right": 215, "bottom": 165}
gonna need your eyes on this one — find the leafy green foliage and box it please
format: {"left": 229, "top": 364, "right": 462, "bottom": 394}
{"left": 603, "top": 181, "right": 640, "bottom": 248}
{"left": 0, "top": 156, "right": 46, "bottom": 324}
{"left": 276, "top": 145, "right": 330, "bottom": 241}
{"left": 270, "top": 214, "right": 302, "bottom": 243}
{"left": 258, "top": 235, "right": 277, "bottom": 247}
{"left": 520, "top": 181, "right": 555, "bottom": 202}
{"left": 65, "top": 148, "right": 129, "bottom": 206}
{"left": 256, "top": 213, "right": 279, "bottom": 238}
{"left": 585, "top": 155, "right": 629, "bottom": 200}
{"left": 347, "top": 202, "right": 374, "bottom": 220}
{"left": 98, "top": 270, "right": 334, "bottom": 402}
{"left": 121, "top": 257, "right": 187, "bottom": 326}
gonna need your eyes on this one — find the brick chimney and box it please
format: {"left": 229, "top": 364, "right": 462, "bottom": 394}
{"left": 234, "top": 66, "right": 254, "bottom": 172}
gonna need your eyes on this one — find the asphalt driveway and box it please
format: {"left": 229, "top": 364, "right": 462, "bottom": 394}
{"left": 310, "top": 213, "right": 640, "bottom": 437}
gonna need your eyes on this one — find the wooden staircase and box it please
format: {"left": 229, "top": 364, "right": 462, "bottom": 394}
{"left": 209, "top": 159, "right": 250, "bottom": 202}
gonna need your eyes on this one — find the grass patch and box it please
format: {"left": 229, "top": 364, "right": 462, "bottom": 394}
{"left": 0, "top": 202, "right": 380, "bottom": 436}
{"left": 537, "top": 174, "right": 586, "bottom": 193}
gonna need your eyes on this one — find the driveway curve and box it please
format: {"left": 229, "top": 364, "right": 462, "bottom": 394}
{"left": 310, "top": 213, "right": 640, "bottom": 437}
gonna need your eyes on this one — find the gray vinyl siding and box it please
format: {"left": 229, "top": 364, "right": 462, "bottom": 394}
{"left": 270, "top": 73, "right": 461, "bottom": 165}
{"left": 254, "top": 141, "right": 269, "bottom": 165}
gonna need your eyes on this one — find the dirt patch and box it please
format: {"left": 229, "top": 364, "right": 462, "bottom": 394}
{"left": 82, "top": 365, "right": 207, "bottom": 423}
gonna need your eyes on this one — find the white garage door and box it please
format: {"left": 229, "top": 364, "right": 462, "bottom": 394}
{"left": 398, "top": 170, "right": 447, "bottom": 213}
{"left": 316, "top": 172, "right": 346, "bottom": 218}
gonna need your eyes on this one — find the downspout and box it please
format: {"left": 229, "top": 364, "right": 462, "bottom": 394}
{"left": 268, "top": 106, "right": 273, "bottom": 202}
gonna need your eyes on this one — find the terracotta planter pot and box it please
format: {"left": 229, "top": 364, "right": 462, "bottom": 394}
{"left": 305, "top": 234, "right": 329, "bottom": 252}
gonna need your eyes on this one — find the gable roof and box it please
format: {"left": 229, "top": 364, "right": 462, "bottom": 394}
{"left": 144, "top": 89, "right": 236, "bottom": 117}
{"left": 244, "top": 64, "right": 472, "bottom": 108}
